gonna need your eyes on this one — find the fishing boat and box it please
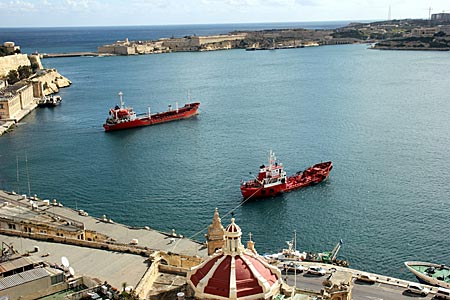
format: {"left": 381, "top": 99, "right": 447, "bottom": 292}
{"left": 405, "top": 261, "right": 450, "bottom": 288}
{"left": 240, "top": 150, "right": 332, "bottom": 199}
{"left": 103, "top": 92, "right": 200, "bottom": 132}
{"left": 37, "top": 95, "right": 62, "bottom": 107}
{"left": 263, "top": 233, "right": 348, "bottom": 267}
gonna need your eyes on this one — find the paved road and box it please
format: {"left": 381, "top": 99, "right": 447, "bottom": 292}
{"left": 284, "top": 271, "right": 435, "bottom": 300}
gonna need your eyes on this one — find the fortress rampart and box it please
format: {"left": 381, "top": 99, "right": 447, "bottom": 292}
{"left": 0, "top": 54, "right": 31, "bottom": 78}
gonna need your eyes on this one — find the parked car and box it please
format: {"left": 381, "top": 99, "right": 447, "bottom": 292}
{"left": 283, "top": 262, "right": 307, "bottom": 273}
{"left": 406, "top": 282, "right": 430, "bottom": 296}
{"left": 435, "top": 287, "right": 450, "bottom": 299}
{"left": 356, "top": 274, "right": 377, "bottom": 283}
{"left": 307, "top": 266, "right": 327, "bottom": 276}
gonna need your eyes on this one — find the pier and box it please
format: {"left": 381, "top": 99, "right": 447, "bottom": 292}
{"left": 41, "top": 52, "right": 101, "bottom": 58}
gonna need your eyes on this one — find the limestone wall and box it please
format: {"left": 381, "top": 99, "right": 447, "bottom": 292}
{"left": 0, "top": 54, "right": 31, "bottom": 78}
{"left": 31, "top": 69, "right": 71, "bottom": 95}
{"left": 28, "top": 54, "right": 43, "bottom": 70}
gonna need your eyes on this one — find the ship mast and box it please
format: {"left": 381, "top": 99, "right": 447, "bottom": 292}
{"left": 294, "top": 229, "right": 297, "bottom": 286}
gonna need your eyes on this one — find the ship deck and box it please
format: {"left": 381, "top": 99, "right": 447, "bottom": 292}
{"left": 410, "top": 265, "right": 450, "bottom": 283}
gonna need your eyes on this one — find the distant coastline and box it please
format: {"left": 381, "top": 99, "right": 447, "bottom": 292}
{"left": 91, "top": 18, "right": 450, "bottom": 56}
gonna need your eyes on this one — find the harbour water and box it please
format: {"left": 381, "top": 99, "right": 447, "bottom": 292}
{"left": 0, "top": 24, "right": 449, "bottom": 281}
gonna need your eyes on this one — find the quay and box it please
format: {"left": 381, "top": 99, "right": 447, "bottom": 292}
{"left": 0, "top": 189, "right": 441, "bottom": 300}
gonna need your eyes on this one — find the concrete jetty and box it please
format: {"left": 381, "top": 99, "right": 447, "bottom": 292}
{"left": 41, "top": 52, "right": 100, "bottom": 58}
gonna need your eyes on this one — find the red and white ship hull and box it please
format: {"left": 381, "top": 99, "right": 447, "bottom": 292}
{"left": 241, "top": 160, "right": 332, "bottom": 200}
{"left": 103, "top": 102, "right": 200, "bottom": 132}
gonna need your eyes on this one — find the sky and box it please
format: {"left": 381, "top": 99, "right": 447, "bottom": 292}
{"left": 0, "top": 0, "right": 449, "bottom": 27}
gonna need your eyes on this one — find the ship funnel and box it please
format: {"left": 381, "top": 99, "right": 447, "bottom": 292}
{"left": 118, "top": 91, "right": 124, "bottom": 108}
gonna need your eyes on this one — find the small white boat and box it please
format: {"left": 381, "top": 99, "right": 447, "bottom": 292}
{"left": 405, "top": 261, "right": 450, "bottom": 289}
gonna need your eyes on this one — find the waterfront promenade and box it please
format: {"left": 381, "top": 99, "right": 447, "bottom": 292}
{"left": 0, "top": 100, "right": 37, "bottom": 136}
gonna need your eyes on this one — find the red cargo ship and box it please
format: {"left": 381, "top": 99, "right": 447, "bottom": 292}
{"left": 240, "top": 150, "right": 332, "bottom": 199}
{"left": 103, "top": 91, "right": 200, "bottom": 132}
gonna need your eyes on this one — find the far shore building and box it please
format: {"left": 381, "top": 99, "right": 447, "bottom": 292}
{"left": 1, "top": 41, "right": 21, "bottom": 55}
{"left": 411, "top": 27, "right": 438, "bottom": 37}
{"left": 432, "top": 12, "right": 450, "bottom": 22}
{"left": 98, "top": 34, "right": 247, "bottom": 55}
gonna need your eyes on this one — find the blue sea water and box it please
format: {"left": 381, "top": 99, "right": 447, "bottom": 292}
{"left": 0, "top": 23, "right": 449, "bottom": 281}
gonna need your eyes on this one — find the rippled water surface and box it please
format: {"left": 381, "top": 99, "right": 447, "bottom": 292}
{"left": 0, "top": 26, "right": 449, "bottom": 280}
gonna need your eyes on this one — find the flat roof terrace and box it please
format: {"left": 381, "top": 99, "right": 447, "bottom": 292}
{"left": 0, "top": 190, "right": 207, "bottom": 257}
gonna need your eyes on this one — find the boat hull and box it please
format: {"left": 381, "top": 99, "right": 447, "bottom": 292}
{"left": 241, "top": 161, "right": 332, "bottom": 200}
{"left": 103, "top": 102, "right": 199, "bottom": 132}
{"left": 405, "top": 261, "right": 450, "bottom": 289}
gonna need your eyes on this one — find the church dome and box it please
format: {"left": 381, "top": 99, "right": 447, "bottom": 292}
{"left": 187, "top": 216, "right": 282, "bottom": 300}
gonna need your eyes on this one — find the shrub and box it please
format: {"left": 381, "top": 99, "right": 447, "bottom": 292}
{"left": 7, "top": 70, "right": 19, "bottom": 85}
{"left": 18, "top": 65, "right": 32, "bottom": 79}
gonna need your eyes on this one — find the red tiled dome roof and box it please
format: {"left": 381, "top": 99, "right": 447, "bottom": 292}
{"left": 188, "top": 217, "right": 282, "bottom": 300}
{"left": 226, "top": 222, "right": 240, "bottom": 233}
{"left": 189, "top": 253, "right": 279, "bottom": 299}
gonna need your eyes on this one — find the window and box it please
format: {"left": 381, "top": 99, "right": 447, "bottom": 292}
{"left": 51, "top": 273, "right": 64, "bottom": 285}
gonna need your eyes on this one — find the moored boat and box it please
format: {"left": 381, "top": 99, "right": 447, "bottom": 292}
{"left": 240, "top": 150, "right": 332, "bottom": 199}
{"left": 264, "top": 235, "right": 348, "bottom": 267}
{"left": 103, "top": 92, "right": 200, "bottom": 132}
{"left": 37, "top": 95, "right": 62, "bottom": 107}
{"left": 405, "top": 261, "right": 450, "bottom": 289}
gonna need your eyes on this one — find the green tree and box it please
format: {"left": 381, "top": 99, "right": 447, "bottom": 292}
{"left": 31, "top": 62, "right": 40, "bottom": 72}
{"left": 18, "top": 65, "right": 32, "bottom": 79}
{"left": 6, "top": 70, "right": 19, "bottom": 85}
{"left": 0, "top": 47, "right": 7, "bottom": 57}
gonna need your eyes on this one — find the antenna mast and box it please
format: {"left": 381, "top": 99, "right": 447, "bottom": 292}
{"left": 16, "top": 156, "right": 20, "bottom": 194}
{"left": 388, "top": 5, "right": 391, "bottom": 20}
{"left": 25, "top": 153, "right": 31, "bottom": 197}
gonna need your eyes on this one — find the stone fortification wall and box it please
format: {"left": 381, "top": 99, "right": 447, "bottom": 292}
{"left": 32, "top": 69, "right": 71, "bottom": 95}
{"left": 98, "top": 41, "right": 169, "bottom": 55}
{"left": 162, "top": 37, "right": 199, "bottom": 51}
{"left": 0, "top": 54, "right": 31, "bottom": 78}
{"left": 28, "top": 54, "right": 43, "bottom": 69}
{"left": 197, "top": 34, "right": 246, "bottom": 45}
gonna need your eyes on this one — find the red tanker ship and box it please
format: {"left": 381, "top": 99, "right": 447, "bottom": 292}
{"left": 240, "top": 150, "right": 332, "bottom": 199}
{"left": 103, "top": 91, "right": 200, "bottom": 132}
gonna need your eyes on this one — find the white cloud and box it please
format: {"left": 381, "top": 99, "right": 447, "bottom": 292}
{"left": 0, "top": 0, "right": 36, "bottom": 12}
{"left": 64, "top": 0, "right": 91, "bottom": 10}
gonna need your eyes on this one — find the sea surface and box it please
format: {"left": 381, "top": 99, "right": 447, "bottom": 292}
{"left": 0, "top": 23, "right": 449, "bottom": 281}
